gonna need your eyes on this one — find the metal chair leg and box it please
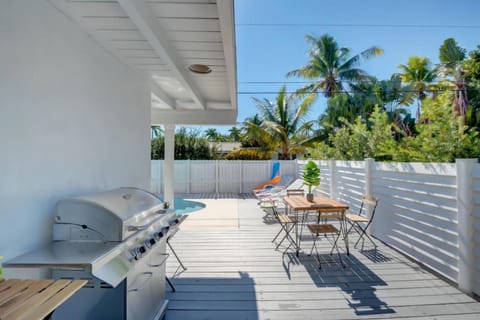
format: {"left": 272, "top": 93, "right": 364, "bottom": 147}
{"left": 275, "top": 223, "right": 296, "bottom": 250}
{"left": 309, "top": 233, "right": 322, "bottom": 269}
{"left": 272, "top": 227, "right": 284, "bottom": 243}
{"left": 354, "top": 227, "right": 377, "bottom": 249}
{"left": 310, "top": 229, "right": 345, "bottom": 269}
{"left": 352, "top": 222, "right": 377, "bottom": 249}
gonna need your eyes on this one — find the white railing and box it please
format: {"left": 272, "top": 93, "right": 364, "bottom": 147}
{"left": 151, "top": 158, "right": 480, "bottom": 295}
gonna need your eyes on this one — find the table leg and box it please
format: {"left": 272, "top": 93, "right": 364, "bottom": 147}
{"left": 296, "top": 210, "right": 308, "bottom": 257}
{"left": 295, "top": 210, "right": 300, "bottom": 256}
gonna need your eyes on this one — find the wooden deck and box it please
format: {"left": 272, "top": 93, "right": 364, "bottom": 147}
{"left": 166, "top": 195, "right": 480, "bottom": 319}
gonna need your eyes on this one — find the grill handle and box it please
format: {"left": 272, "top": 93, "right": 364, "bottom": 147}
{"left": 127, "top": 272, "right": 153, "bottom": 293}
{"left": 149, "top": 253, "right": 169, "bottom": 268}
{"left": 127, "top": 224, "right": 150, "bottom": 232}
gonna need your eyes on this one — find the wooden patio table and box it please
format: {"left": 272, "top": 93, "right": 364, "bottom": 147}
{"left": 283, "top": 195, "right": 350, "bottom": 256}
{"left": 0, "top": 278, "right": 87, "bottom": 320}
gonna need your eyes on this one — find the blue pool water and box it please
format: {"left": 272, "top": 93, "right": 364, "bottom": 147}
{"left": 174, "top": 198, "right": 206, "bottom": 215}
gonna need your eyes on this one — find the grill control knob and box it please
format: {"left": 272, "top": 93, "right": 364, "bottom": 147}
{"left": 138, "top": 246, "right": 146, "bottom": 254}
{"left": 155, "top": 231, "right": 164, "bottom": 240}
{"left": 170, "top": 218, "right": 180, "bottom": 226}
{"left": 131, "top": 249, "right": 139, "bottom": 260}
{"left": 145, "top": 238, "right": 156, "bottom": 248}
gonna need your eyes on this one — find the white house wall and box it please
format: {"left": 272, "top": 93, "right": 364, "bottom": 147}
{"left": 0, "top": 0, "right": 150, "bottom": 275}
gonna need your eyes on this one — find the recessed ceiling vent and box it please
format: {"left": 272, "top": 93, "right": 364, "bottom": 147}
{"left": 188, "top": 64, "right": 212, "bottom": 74}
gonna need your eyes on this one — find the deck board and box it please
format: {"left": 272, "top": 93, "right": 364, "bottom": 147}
{"left": 166, "top": 195, "right": 480, "bottom": 319}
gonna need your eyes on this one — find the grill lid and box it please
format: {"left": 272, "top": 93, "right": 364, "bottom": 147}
{"left": 55, "top": 187, "right": 169, "bottom": 241}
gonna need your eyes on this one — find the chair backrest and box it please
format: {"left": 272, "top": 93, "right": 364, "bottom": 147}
{"left": 277, "top": 175, "right": 294, "bottom": 187}
{"left": 271, "top": 161, "right": 280, "bottom": 179}
{"left": 286, "top": 179, "right": 304, "bottom": 190}
{"left": 287, "top": 189, "right": 304, "bottom": 196}
{"left": 359, "top": 195, "right": 379, "bottom": 221}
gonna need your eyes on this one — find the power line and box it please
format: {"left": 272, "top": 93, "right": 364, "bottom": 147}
{"left": 239, "top": 80, "right": 465, "bottom": 85}
{"left": 237, "top": 88, "right": 480, "bottom": 95}
{"left": 236, "top": 23, "right": 480, "bottom": 29}
{"left": 240, "top": 81, "right": 312, "bottom": 84}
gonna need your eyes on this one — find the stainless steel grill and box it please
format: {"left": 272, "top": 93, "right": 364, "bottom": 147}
{"left": 5, "top": 187, "right": 180, "bottom": 320}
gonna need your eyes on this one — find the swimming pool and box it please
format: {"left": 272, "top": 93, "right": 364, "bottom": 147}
{"left": 173, "top": 198, "right": 206, "bottom": 215}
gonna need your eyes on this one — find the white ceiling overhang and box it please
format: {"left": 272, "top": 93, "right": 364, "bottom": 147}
{"left": 49, "top": 0, "right": 237, "bottom": 125}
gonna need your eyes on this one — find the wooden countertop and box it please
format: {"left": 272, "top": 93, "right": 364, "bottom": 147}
{"left": 0, "top": 278, "right": 87, "bottom": 320}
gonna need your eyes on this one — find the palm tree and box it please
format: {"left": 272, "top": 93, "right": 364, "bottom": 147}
{"left": 228, "top": 127, "right": 242, "bottom": 142}
{"left": 287, "top": 33, "right": 383, "bottom": 99}
{"left": 252, "top": 86, "right": 316, "bottom": 160}
{"left": 373, "top": 75, "right": 415, "bottom": 136}
{"left": 241, "top": 114, "right": 272, "bottom": 149}
{"left": 204, "top": 128, "right": 220, "bottom": 142}
{"left": 438, "top": 38, "right": 468, "bottom": 117}
{"left": 397, "top": 56, "right": 437, "bottom": 119}
{"left": 151, "top": 125, "right": 163, "bottom": 139}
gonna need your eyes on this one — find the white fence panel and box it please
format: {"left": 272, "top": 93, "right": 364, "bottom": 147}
{"left": 242, "top": 161, "right": 274, "bottom": 191}
{"left": 277, "top": 160, "right": 297, "bottom": 179}
{"left": 373, "top": 162, "right": 458, "bottom": 282}
{"left": 473, "top": 164, "right": 480, "bottom": 296}
{"left": 151, "top": 160, "right": 163, "bottom": 194}
{"left": 173, "top": 160, "right": 189, "bottom": 193}
{"left": 218, "top": 160, "right": 242, "bottom": 193}
{"left": 151, "top": 160, "right": 298, "bottom": 195}
{"left": 190, "top": 161, "right": 216, "bottom": 193}
{"left": 335, "top": 161, "right": 366, "bottom": 211}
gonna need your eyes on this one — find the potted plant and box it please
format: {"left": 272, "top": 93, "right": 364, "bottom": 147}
{"left": 302, "top": 160, "right": 320, "bottom": 202}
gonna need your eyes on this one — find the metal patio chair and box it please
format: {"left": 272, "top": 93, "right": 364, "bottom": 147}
{"left": 307, "top": 217, "right": 345, "bottom": 269}
{"left": 263, "top": 201, "right": 298, "bottom": 251}
{"left": 345, "top": 195, "right": 379, "bottom": 249}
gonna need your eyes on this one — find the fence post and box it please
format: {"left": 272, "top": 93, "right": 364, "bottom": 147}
{"left": 294, "top": 160, "right": 299, "bottom": 179}
{"left": 159, "top": 160, "right": 163, "bottom": 194}
{"left": 215, "top": 160, "right": 219, "bottom": 194}
{"left": 456, "top": 159, "right": 476, "bottom": 294}
{"left": 365, "top": 158, "right": 374, "bottom": 196}
{"left": 329, "top": 160, "right": 337, "bottom": 199}
{"left": 364, "top": 158, "right": 375, "bottom": 235}
{"left": 239, "top": 161, "right": 243, "bottom": 194}
{"left": 185, "top": 160, "right": 189, "bottom": 194}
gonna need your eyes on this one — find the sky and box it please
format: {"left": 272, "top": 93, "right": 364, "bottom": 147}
{"left": 203, "top": 0, "right": 480, "bottom": 134}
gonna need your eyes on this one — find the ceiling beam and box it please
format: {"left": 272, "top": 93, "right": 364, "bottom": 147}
{"left": 118, "top": 0, "right": 207, "bottom": 109}
{"left": 150, "top": 82, "right": 175, "bottom": 109}
{"left": 175, "top": 101, "right": 232, "bottom": 110}
{"left": 152, "top": 109, "right": 237, "bottom": 125}
{"left": 217, "top": 0, "right": 238, "bottom": 118}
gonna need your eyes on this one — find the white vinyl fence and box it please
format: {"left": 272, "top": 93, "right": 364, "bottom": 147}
{"left": 297, "top": 159, "right": 480, "bottom": 296}
{"left": 151, "top": 160, "right": 298, "bottom": 194}
{"left": 151, "top": 159, "right": 480, "bottom": 295}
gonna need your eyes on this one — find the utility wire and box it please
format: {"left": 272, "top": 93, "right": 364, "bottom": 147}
{"left": 237, "top": 88, "right": 480, "bottom": 95}
{"left": 236, "top": 23, "right": 480, "bottom": 29}
{"left": 239, "top": 80, "right": 470, "bottom": 85}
